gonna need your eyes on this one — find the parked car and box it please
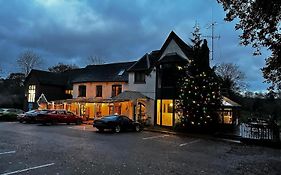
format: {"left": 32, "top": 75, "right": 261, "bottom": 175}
{"left": 17, "top": 109, "right": 51, "bottom": 123}
{"left": 0, "top": 108, "right": 24, "bottom": 121}
{"left": 93, "top": 115, "right": 142, "bottom": 133}
{"left": 36, "top": 110, "right": 83, "bottom": 125}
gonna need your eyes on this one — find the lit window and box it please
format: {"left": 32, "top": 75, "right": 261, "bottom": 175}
{"left": 78, "top": 85, "right": 86, "bottom": 97}
{"left": 134, "top": 71, "right": 146, "bottom": 83}
{"left": 65, "top": 90, "right": 73, "bottom": 95}
{"left": 28, "top": 85, "right": 36, "bottom": 102}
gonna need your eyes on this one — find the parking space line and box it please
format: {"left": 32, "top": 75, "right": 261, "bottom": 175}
{"left": 142, "top": 134, "right": 170, "bottom": 140}
{"left": 0, "top": 151, "right": 16, "bottom": 155}
{"left": 0, "top": 163, "right": 55, "bottom": 175}
{"left": 179, "top": 139, "right": 200, "bottom": 147}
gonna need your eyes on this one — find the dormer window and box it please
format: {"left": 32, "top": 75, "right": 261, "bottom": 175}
{"left": 118, "top": 69, "right": 125, "bottom": 76}
{"left": 134, "top": 71, "right": 146, "bottom": 84}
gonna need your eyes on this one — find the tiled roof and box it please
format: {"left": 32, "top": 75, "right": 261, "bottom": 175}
{"left": 25, "top": 69, "right": 67, "bottom": 86}
{"left": 112, "top": 91, "right": 150, "bottom": 101}
{"left": 26, "top": 61, "right": 136, "bottom": 86}
{"left": 71, "top": 61, "right": 136, "bottom": 83}
{"left": 127, "top": 50, "right": 160, "bottom": 72}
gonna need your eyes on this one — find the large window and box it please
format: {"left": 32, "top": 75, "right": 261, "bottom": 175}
{"left": 78, "top": 85, "right": 86, "bottom": 97}
{"left": 134, "top": 71, "right": 146, "bottom": 83}
{"left": 96, "top": 85, "right": 102, "bottom": 97}
{"left": 112, "top": 85, "right": 122, "bottom": 97}
{"left": 28, "top": 85, "right": 36, "bottom": 102}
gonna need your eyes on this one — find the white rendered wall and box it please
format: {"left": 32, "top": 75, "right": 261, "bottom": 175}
{"left": 128, "top": 69, "right": 156, "bottom": 100}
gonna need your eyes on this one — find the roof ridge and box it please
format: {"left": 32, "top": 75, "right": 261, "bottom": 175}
{"left": 85, "top": 61, "right": 136, "bottom": 68}
{"left": 146, "top": 53, "right": 150, "bottom": 69}
{"left": 127, "top": 54, "right": 147, "bottom": 72}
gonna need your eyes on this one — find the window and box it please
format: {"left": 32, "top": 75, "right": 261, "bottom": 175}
{"left": 134, "top": 71, "right": 146, "bottom": 83}
{"left": 78, "top": 85, "right": 86, "bottom": 97}
{"left": 112, "top": 85, "right": 122, "bottom": 97}
{"left": 118, "top": 69, "right": 125, "bottom": 76}
{"left": 65, "top": 90, "right": 73, "bottom": 95}
{"left": 161, "top": 64, "right": 179, "bottom": 87}
{"left": 96, "top": 85, "right": 102, "bottom": 97}
{"left": 28, "top": 85, "right": 36, "bottom": 102}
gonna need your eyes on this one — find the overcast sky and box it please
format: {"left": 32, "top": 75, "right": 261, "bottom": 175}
{"left": 0, "top": 0, "right": 270, "bottom": 91}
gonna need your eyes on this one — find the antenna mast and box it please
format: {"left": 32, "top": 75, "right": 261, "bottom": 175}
{"left": 204, "top": 22, "right": 220, "bottom": 60}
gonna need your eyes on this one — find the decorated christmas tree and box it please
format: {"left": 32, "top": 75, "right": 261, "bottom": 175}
{"left": 176, "top": 24, "right": 222, "bottom": 129}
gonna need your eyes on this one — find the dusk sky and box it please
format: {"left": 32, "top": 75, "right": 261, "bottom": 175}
{"left": 0, "top": 0, "right": 270, "bottom": 91}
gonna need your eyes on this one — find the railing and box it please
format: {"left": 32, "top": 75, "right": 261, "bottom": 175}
{"left": 240, "top": 123, "right": 280, "bottom": 141}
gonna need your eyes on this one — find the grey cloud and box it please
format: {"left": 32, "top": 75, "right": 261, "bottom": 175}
{"left": 0, "top": 0, "right": 272, "bottom": 91}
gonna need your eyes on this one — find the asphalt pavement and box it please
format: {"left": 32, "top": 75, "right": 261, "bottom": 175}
{"left": 0, "top": 122, "right": 280, "bottom": 175}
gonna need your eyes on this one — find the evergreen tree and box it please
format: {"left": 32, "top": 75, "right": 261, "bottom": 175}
{"left": 176, "top": 25, "right": 222, "bottom": 129}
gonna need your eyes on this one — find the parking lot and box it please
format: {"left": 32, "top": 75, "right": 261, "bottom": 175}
{"left": 0, "top": 122, "right": 280, "bottom": 175}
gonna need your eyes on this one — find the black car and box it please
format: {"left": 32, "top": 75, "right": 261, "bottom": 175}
{"left": 93, "top": 115, "right": 142, "bottom": 133}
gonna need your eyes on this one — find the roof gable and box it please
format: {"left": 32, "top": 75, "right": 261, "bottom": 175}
{"left": 158, "top": 31, "right": 192, "bottom": 60}
{"left": 128, "top": 31, "right": 192, "bottom": 72}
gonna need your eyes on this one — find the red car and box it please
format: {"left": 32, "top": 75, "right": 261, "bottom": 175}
{"left": 36, "top": 110, "right": 82, "bottom": 125}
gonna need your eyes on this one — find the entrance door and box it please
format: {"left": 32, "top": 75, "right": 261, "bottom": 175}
{"left": 157, "top": 99, "right": 173, "bottom": 126}
{"left": 136, "top": 102, "right": 146, "bottom": 123}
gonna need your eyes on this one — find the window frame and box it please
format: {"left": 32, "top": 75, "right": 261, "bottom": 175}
{"left": 27, "top": 85, "right": 36, "bottom": 102}
{"left": 96, "top": 85, "right": 102, "bottom": 97}
{"left": 78, "top": 85, "right": 86, "bottom": 97}
{"left": 111, "top": 85, "right": 122, "bottom": 97}
{"left": 134, "top": 71, "right": 146, "bottom": 84}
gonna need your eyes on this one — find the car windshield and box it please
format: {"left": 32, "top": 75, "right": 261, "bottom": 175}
{"left": 101, "top": 115, "right": 119, "bottom": 121}
{"left": 39, "top": 110, "right": 51, "bottom": 114}
{"left": 26, "top": 110, "right": 38, "bottom": 114}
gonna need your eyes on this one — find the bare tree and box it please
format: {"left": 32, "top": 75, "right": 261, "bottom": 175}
{"left": 48, "top": 62, "right": 79, "bottom": 73}
{"left": 0, "top": 64, "right": 2, "bottom": 78}
{"left": 215, "top": 63, "right": 247, "bottom": 95}
{"left": 17, "top": 50, "right": 42, "bottom": 76}
{"left": 87, "top": 55, "right": 105, "bottom": 65}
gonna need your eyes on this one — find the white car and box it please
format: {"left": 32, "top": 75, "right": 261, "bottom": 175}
{"left": 0, "top": 108, "right": 24, "bottom": 121}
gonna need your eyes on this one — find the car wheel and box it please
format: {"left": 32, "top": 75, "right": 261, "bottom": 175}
{"left": 97, "top": 128, "right": 104, "bottom": 132}
{"left": 135, "top": 125, "right": 141, "bottom": 132}
{"left": 19, "top": 120, "right": 23, "bottom": 123}
{"left": 76, "top": 119, "right": 82, "bottom": 125}
{"left": 114, "top": 125, "right": 121, "bottom": 133}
